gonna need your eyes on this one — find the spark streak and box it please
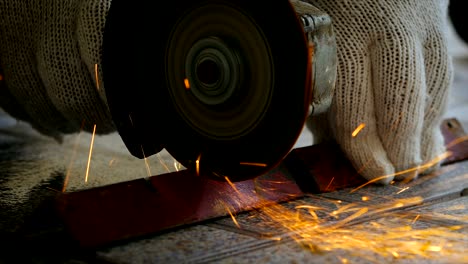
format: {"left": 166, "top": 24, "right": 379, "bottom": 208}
{"left": 351, "top": 151, "right": 451, "bottom": 193}
{"left": 411, "top": 214, "right": 420, "bottom": 225}
{"left": 174, "top": 160, "right": 182, "bottom": 171}
{"left": 94, "top": 64, "right": 100, "bottom": 90}
{"left": 325, "top": 177, "right": 335, "bottom": 191}
{"left": 352, "top": 123, "right": 366, "bottom": 137}
{"left": 225, "top": 176, "right": 241, "bottom": 196}
{"left": 195, "top": 154, "right": 201, "bottom": 176}
{"left": 140, "top": 146, "right": 153, "bottom": 177}
{"left": 224, "top": 204, "right": 240, "bottom": 228}
{"left": 156, "top": 153, "right": 170, "bottom": 173}
{"left": 396, "top": 186, "right": 410, "bottom": 194}
{"left": 446, "top": 134, "right": 468, "bottom": 148}
{"left": 239, "top": 162, "right": 267, "bottom": 167}
{"left": 184, "top": 78, "right": 190, "bottom": 89}
{"left": 85, "top": 124, "right": 97, "bottom": 183}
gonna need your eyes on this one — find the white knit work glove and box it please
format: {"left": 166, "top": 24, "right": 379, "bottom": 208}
{"left": 302, "top": 0, "right": 453, "bottom": 184}
{"left": 0, "top": 0, "right": 113, "bottom": 140}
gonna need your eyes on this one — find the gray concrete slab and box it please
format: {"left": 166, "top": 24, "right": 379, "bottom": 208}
{"left": 96, "top": 225, "right": 258, "bottom": 264}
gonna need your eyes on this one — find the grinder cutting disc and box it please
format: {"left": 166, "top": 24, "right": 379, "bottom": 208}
{"left": 103, "top": 0, "right": 311, "bottom": 182}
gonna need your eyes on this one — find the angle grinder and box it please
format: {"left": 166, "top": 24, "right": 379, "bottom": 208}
{"left": 102, "top": 0, "right": 336, "bottom": 181}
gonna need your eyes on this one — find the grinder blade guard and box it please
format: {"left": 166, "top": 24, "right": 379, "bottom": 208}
{"left": 102, "top": 0, "right": 336, "bottom": 182}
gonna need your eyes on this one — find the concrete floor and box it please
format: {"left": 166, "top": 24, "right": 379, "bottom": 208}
{"left": 0, "top": 19, "right": 467, "bottom": 264}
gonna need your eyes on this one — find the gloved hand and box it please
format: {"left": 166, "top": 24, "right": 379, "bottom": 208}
{"left": 301, "top": 0, "right": 453, "bottom": 184}
{"left": 0, "top": 0, "right": 114, "bottom": 140}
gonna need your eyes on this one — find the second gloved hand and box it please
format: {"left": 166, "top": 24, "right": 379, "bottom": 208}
{"left": 303, "top": 0, "right": 453, "bottom": 184}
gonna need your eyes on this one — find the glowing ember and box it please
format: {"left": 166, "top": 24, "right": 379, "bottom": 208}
{"left": 195, "top": 154, "right": 201, "bottom": 176}
{"left": 352, "top": 123, "right": 366, "bottom": 137}
{"left": 184, "top": 78, "right": 190, "bottom": 89}
{"left": 85, "top": 124, "right": 97, "bottom": 183}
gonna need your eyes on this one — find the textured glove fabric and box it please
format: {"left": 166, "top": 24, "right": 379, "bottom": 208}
{"left": 303, "top": 0, "right": 453, "bottom": 183}
{"left": 0, "top": 0, "right": 114, "bottom": 139}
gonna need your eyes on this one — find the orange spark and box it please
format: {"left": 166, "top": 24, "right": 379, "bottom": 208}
{"left": 418, "top": 152, "right": 452, "bottom": 171}
{"left": 352, "top": 123, "right": 366, "bottom": 137}
{"left": 446, "top": 134, "right": 468, "bottom": 149}
{"left": 239, "top": 162, "right": 267, "bottom": 167}
{"left": 352, "top": 152, "right": 450, "bottom": 193}
{"left": 143, "top": 158, "right": 152, "bottom": 176}
{"left": 325, "top": 177, "right": 335, "bottom": 191}
{"left": 85, "top": 124, "right": 97, "bottom": 183}
{"left": 94, "top": 64, "right": 100, "bottom": 90}
{"left": 295, "top": 205, "right": 324, "bottom": 210}
{"left": 396, "top": 186, "right": 410, "bottom": 194}
{"left": 224, "top": 204, "right": 241, "bottom": 228}
{"left": 224, "top": 176, "right": 244, "bottom": 197}
{"left": 340, "top": 257, "right": 349, "bottom": 264}
{"left": 361, "top": 196, "right": 369, "bottom": 201}
{"left": 140, "top": 145, "right": 153, "bottom": 176}
{"left": 184, "top": 78, "right": 190, "bottom": 89}
{"left": 195, "top": 154, "right": 201, "bottom": 176}
{"left": 411, "top": 214, "right": 420, "bottom": 225}
{"left": 222, "top": 165, "right": 467, "bottom": 262}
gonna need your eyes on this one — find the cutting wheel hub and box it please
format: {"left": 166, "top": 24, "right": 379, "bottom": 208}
{"left": 186, "top": 37, "right": 240, "bottom": 106}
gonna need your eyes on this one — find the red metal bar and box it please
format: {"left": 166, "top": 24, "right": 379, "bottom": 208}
{"left": 56, "top": 118, "right": 467, "bottom": 248}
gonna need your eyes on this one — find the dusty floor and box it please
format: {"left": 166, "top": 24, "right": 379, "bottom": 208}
{"left": 0, "top": 19, "right": 467, "bottom": 264}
